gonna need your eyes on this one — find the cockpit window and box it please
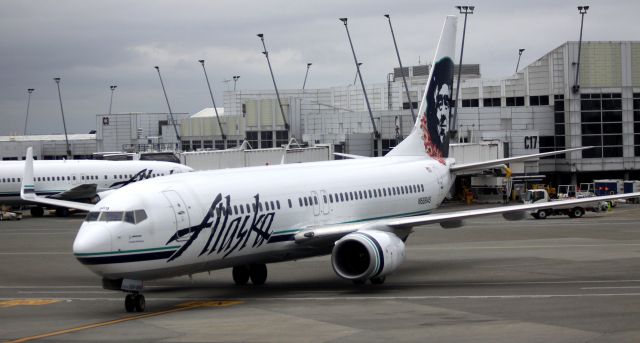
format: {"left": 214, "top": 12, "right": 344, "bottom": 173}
{"left": 124, "top": 211, "right": 135, "bottom": 224}
{"left": 100, "top": 211, "right": 124, "bottom": 221}
{"left": 84, "top": 212, "right": 100, "bottom": 222}
{"left": 134, "top": 209, "right": 148, "bottom": 223}
{"left": 85, "top": 209, "right": 147, "bottom": 224}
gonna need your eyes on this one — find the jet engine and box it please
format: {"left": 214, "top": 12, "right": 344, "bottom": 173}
{"left": 92, "top": 189, "right": 116, "bottom": 203}
{"left": 331, "top": 230, "right": 405, "bottom": 283}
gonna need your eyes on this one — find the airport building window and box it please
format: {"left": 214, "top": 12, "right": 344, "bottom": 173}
{"left": 181, "top": 141, "right": 191, "bottom": 152}
{"left": 461, "top": 99, "right": 479, "bottom": 107}
{"left": 506, "top": 96, "right": 525, "bottom": 106}
{"left": 403, "top": 102, "right": 418, "bottom": 110}
{"left": 214, "top": 140, "right": 224, "bottom": 150}
{"left": 260, "top": 131, "right": 273, "bottom": 149}
{"left": 246, "top": 131, "right": 259, "bottom": 149}
{"left": 483, "top": 97, "right": 501, "bottom": 107}
{"left": 581, "top": 93, "right": 623, "bottom": 158}
{"left": 275, "top": 130, "right": 289, "bottom": 147}
{"left": 529, "top": 95, "right": 549, "bottom": 106}
{"left": 634, "top": 93, "right": 640, "bottom": 156}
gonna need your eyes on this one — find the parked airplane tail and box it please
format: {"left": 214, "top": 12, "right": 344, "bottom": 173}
{"left": 387, "top": 15, "right": 457, "bottom": 163}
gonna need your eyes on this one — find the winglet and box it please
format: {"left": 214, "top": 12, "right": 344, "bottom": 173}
{"left": 20, "top": 147, "right": 36, "bottom": 199}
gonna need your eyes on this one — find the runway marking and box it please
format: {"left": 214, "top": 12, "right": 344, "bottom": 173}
{"left": 581, "top": 286, "right": 640, "bottom": 290}
{"left": 2, "top": 293, "right": 640, "bottom": 303}
{"left": 0, "top": 299, "right": 60, "bottom": 308}
{"left": 5, "top": 300, "right": 243, "bottom": 343}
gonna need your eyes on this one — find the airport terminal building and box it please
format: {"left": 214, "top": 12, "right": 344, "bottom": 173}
{"left": 2, "top": 41, "right": 639, "bottom": 185}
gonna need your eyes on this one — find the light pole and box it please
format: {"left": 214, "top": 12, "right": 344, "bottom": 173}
{"left": 233, "top": 75, "right": 240, "bottom": 91}
{"left": 257, "top": 33, "right": 289, "bottom": 131}
{"left": 515, "top": 48, "right": 525, "bottom": 73}
{"left": 199, "top": 59, "right": 226, "bottom": 147}
{"left": 53, "top": 78, "right": 71, "bottom": 159}
{"left": 108, "top": 85, "right": 117, "bottom": 115}
{"left": 24, "top": 88, "right": 34, "bottom": 135}
{"left": 451, "top": 5, "right": 474, "bottom": 141}
{"left": 154, "top": 66, "right": 181, "bottom": 150}
{"left": 353, "top": 62, "right": 363, "bottom": 85}
{"left": 302, "top": 63, "right": 312, "bottom": 90}
{"left": 384, "top": 14, "right": 416, "bottom": 122}
{"left": 572, "top": 6, "right": 589, "bottom": 94}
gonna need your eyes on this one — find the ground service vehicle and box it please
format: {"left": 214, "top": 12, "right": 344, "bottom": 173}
{"left": 524, "top": 189, "right": 604, "bottom": 219}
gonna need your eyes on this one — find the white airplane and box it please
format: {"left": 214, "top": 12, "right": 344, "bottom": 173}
{"left": 20, "top": 15, "right": 640, "bottom": 313}
{"left": 2, "top": 158, "right": 192, "bottom": 216}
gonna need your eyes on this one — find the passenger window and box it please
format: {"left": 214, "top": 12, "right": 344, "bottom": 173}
{"left": 134, "top": 209, "right": 148, "bottom": 223}
{"left": 339, "top": 193, "right": 344, "bottom": 202}
{"left": 323, "top": 195, "right": 327, "bottom": 203}
{"left": 266, "top": 202, "right": 270, "bottom": 211}
{"left": 124, "top": 211, "right": 135, "bottom": 224}
{"left": 288, "top": 199, "right": 292, "bottom": 208}
{"left": 84, "top": 212, "right": 100, "bottom": 222}
{"left": 368, "top": 190, "right": 372, "bottom": 198}
{"left": 271, "top": 201, "right": 275, "bottom": 210}
{"left": 234, "top": 205, "right": 238, "bottom": 215}
{"left": 304, "top": 198, "right": 308, "bottom": 206}
{"left": 276, "top": 201, "right": 280, "bottom": 210}
{"left": 313, "top": 197, "right": 318, "bottom": 205}
{"left": 299, "top": 198, "right": 303, "bottom": 206}
{"left": 383, "top": 188, "right": 387, "bottom": 197}
{"left": 246, "top": 204, "right": 251, "bottom": 213}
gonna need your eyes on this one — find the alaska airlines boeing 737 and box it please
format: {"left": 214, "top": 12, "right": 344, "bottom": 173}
{"left": 21, "top": 15, "right": 640, "bottom": 312}
{"left": 1, "top": 158, "right": 192, "bottom": 216}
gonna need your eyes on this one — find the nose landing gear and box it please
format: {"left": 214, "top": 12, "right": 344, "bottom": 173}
{"left": 232, "top": 264, "right": 268, "bottom": 286}
{"left": 124, "top": 293, "right": 146, "bottom": 312}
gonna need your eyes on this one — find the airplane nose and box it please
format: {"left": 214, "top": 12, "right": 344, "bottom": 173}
{"left": 73, "top": 224, "right": 112, "bottom": 256}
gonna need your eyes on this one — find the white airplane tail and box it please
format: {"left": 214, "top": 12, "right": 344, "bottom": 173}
{"left": 387, "top": 15, "right": 457, "bottom": 163}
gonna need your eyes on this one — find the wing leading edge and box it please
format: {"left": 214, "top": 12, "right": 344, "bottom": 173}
{"left": 294, "top": 191, "right": 640, "bottom": 245}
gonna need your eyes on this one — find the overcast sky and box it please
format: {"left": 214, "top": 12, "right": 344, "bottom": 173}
{"left": 1, "top": 0, "right": 638, "bottom": 136}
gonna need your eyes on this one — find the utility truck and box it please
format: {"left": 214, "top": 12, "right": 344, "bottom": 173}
{"left": 524, "top": 189, "right": 606, "bottom": 219}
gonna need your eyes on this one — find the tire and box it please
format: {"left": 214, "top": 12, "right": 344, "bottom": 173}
{"left": 232, "top": 266, "right": 250, "bottom": 285}
{"left": 537, "top": 210, "right": 548, "bottom": 219}
{"left": 125, "top": 294, "right": 135, "bottom": 312}
{"left": 249, "top": 264, "right": 267, "bottom": 286}
{"left": 134, "top": 294, "right": 145, "bottom": 312}
{"left": 571, "top": 207, "right": 584, "bottom": 218}
{"left": 370, "top": 276, "right": 386, "bottom": 285}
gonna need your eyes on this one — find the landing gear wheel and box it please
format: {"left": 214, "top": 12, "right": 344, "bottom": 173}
{"left": 249, "top": 264, "right": 267, "bottom": 286}
{"left": 30, "top": 207, "right": 44, "bottom": 217}
{"left": 232, "top": 266, "right": 250, "bottom": 285}
{"left": 370, "top": 276, "right": 386, "bottom": 285}
{"left": 55, "top": 208, "right": 69, "bottom": 217}
{"left": 134, "top": 294, "right": 145, "bottom": 312}
{"left": 125, "top": 294, "right": 135, "bottom": 312}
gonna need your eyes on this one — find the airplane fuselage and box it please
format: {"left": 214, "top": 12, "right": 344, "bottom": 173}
{"left": 73, "top": 156, "right": 455, "bottom": 281}
{"left": 0, "top": 159, "right": 192, "bottom": 205}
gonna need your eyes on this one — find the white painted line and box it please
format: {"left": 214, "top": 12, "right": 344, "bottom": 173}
{"left": 581, "top": 286, "right": 640, "bottom": 290}
{"left": 2, "top": 293, "right": 640, "bottom": 302}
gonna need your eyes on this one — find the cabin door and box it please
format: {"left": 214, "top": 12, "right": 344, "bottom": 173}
{"left": 162, "top": 190, "right": 191, "bottom": 240}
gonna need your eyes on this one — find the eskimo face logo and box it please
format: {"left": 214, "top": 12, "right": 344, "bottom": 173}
{"left": 420, "top": 57, "right": 454, "bottom": 164}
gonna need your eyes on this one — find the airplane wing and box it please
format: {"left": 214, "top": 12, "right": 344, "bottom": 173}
{"left": 49, "top": 183, "right": 98, "bottom": 201}
{"left": 449, "top": 147, "right": 591, "bottom": 173}
{"left": 20, "top": 147, "right": 96, "bottom": 212}
{"left": 294, "top": 191, "right": 640, "bottom": 245}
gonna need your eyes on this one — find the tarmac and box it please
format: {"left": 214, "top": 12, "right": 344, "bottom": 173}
{"left": 1, "top": 203, "right": 640, "bottom": 342}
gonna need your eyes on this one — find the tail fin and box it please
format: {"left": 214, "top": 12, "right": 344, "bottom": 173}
{"left": 21, "top": 147, "right": 36, "bottom": 198}
{"left": 387, "top": 15, "right": 457, "bottom": 163}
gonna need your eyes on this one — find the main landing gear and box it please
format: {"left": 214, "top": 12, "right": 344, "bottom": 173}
{"left": 232, "top": 264, "right": 267, "bottom": 286}
{"left": 124, "top": 293, "right": 145, "bottom": 312}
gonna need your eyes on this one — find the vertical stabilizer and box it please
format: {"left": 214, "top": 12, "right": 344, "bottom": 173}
{"left": 21, "top": 147, "right": 36, "bottom": 198}
{"left": 387, "top": 15, "right": 457, "bottom": 163}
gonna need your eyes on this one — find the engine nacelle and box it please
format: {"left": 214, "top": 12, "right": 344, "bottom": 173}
{"left": 331, "top": 230, "right": 405, "bottom": 282}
